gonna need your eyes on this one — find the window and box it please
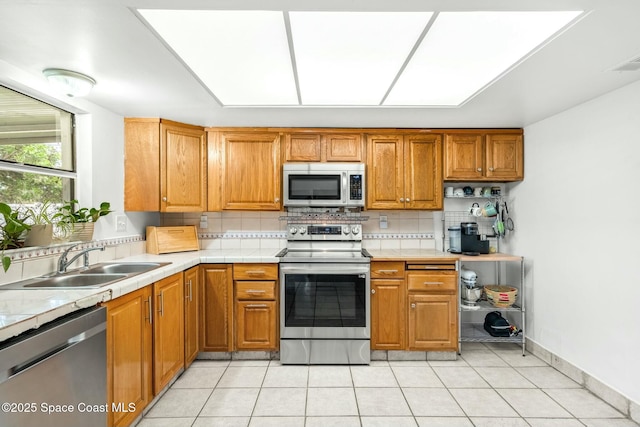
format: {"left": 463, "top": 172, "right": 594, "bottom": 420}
{"left": 0, "top": 85, "right": 75, "bottom": 204}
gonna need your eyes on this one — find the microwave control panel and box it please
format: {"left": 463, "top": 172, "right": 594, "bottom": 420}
{"left": 350, "top": 174, "right": 363, "bottom": 201}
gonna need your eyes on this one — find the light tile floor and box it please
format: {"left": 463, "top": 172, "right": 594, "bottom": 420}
{"left": 137, "top": 343, "right": 639, "bottom": 427}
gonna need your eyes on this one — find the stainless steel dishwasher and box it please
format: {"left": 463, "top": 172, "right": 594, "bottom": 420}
{"left": 0, "top": 306, "right": 106, "bottom": 427}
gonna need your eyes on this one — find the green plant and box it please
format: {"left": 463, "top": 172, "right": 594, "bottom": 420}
{"left": 57, "top": 200, "right": 112, "bottom": 223}
{"left": 0, "top": 203, "right": 31, "bottom": 272}
{"left": 24, "top": 201, "right": 60, "bottom": 225}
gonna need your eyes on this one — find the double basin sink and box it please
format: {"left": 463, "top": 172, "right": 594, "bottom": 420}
{"left": 0, "top": 262, "right": 171, "bottom": 290}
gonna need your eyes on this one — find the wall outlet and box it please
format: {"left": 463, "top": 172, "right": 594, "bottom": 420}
{"left": 199, "top": 214, "right": 208, "bottom": 230}
{"left": 115, "top": 215, "right": 127, "bottom": 232}
{"left": 379, "top": 215, "right": 388, "bottom": 229}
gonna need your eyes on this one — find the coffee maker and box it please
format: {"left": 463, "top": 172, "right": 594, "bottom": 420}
{"left": 460, "top": 222, "right": 490, "bottom": 255}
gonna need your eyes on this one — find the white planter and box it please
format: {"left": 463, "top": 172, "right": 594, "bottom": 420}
{"left": 24, "top": 224, "right": 54, "bottom": 247}
{"left": 69, "top": 222, "right": 95, "bottom": 242}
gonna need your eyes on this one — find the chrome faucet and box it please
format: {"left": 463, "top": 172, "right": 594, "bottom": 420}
{"left": 57, "top": 243, "right": 105, "bottom": 274}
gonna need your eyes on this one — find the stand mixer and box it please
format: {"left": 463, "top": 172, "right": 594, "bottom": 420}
{"left": 460, "top": 267, "right": 482, "bottom": 309}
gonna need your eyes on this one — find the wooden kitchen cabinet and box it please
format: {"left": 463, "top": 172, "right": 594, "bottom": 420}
{"left": 444, "top": 131, "right": 523, "bottom": 181}
{"left": 234, "top": 263, "right": 279, "bottom": 350}
{"left": 366, "top": 133, "right": 443, "bottom": 210}
{"left": 208, "top": 131, "right": 281, "bottom": 210}
{"left": 153, "top": 272, "right": 185, "bottom": 395}
{"left": 104, "top": 286, "right": 152, "bottom": 427}
{"left": 284, "top": 132, "right": 363, "bottom": 162}
{"left": 200, "top": 264, "right": 234, "bottom": 352}
{"left": 371, "top": 261, "right": 406, "bottom": 350}
{"left": 183, "top": 266, "right": 200, "bottom": 368}
{"left": 124, "top": 118, "right": 207, "bottom": 212}
{"left": 408, "top": 293, "right": 457, "bottom": 350}
{"left": 406, "top": 265, "right": 458, "bottom": 351}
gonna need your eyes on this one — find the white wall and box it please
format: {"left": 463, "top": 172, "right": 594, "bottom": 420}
{"left": 505, "top": 79, "right": 640, "bottom": 404}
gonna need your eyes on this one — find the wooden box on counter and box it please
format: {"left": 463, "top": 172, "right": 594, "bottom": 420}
{"left": 146, "top": 225, "right": 199, "bottom": 254}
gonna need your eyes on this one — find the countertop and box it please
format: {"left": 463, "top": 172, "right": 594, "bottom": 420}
{"left": 367, "top": 249, "right": 459, "bottom": 262}
{"left": 0, "top": 247, "right": 522, "bottom": 342}
{"left": 0, "top": 248, "right": 280, "bottom": 342}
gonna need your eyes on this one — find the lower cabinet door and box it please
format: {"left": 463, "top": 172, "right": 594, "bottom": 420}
{"left": 235, "top": 300, "right": 277, "bottom": 350}
{"left": 371, "top": 279, "right": 406, "bottom": 350}
{"left": 408, "top": 293, "right": 457, "bottom": 351}
{"left": 184, "top": 266, "right": 200, "bottom": 368}
{"left": 105, "top": 286, "right": 152, "bottom": 427}
{"left": 153, "top": 273, "right": 185, "bottom": 395}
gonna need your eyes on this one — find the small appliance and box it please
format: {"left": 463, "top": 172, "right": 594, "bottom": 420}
{"left": 460, "top": 222, "right": 490, "bottom": 255}
{"left": 448, "top": 226, "right": 461, "bottom": 253}
{"left": 283, "top": 163, "right": 365, "bottom": 208}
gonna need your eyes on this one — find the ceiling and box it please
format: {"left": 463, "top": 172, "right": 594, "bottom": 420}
{"left": 1, "top": 0, "right": 640, "bottom": 129}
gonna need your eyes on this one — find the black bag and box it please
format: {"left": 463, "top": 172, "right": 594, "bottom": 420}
{"left": 483, "top": 311, "right": 512, "bottom": 337}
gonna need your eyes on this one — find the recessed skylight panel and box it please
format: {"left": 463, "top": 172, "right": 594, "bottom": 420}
{"left": 290, "top": 12, "right": 432, "bottom": 105}
{"left": 140, "top": 10, "right": 298, "bottom": 105}
{"left": 385, "top": 11, "right": 582, "bottom": 106}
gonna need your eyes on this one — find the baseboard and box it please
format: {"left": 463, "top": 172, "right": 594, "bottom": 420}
{"left": 526, "top": 338, "right": 640, "bottom": 424}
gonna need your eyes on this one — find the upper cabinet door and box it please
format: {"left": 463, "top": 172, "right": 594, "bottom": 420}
{"left": 444, "top": 133, "right": 484, "bottom": 180}
{"left": 324, "top": 134, "right": 363, "bottom": 162}
{"left": 284, "top": 133, "right": 322, "bottom": 162}
{"left": 404, "top": 134, "right": 443, "bottom": 210}
{"left": 366, "top": 135, "right": 404, "bottom": 210}
{"left": 218, "top": 132, "right": 282, "bottom": 210}
{"left": 160, "top": 122, "right": 207, "bottom": 212}
{"left": 485, "top": 134, "right": 524, "bottom": 181}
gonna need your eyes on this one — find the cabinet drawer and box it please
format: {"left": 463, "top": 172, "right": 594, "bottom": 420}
{"left": 407, "top": 271, "right": 457, "bottom": 292}
{"left": 235, "top": 281, "right": 276, "bottom": 300}
{"left": 233, "top": 264, "right": 278, "bottom": 280}
{"left": 371, "top": 261, "right": 405, "bottom": 279}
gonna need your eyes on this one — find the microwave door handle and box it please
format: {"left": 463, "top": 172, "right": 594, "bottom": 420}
{"left": 342, "top": 172, "right": 347, "bottom": 201}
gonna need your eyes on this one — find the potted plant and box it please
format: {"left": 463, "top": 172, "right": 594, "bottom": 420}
{"left": 57, "top": 200, "right": 112, "bottom": 242}
{"left": 23, "top": 201, "right": 59, "bottom": 247}
{"left": 0, "top": 202, "right": 31, "bottom": 272}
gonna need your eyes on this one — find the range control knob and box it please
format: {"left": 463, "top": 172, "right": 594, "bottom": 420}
{"left": 343, "top": 226, "right": 351, "bottom": 235}
{"left": 351, "top": 225, "right": 361, "bottom": 235}
{"left": 298, "top": 226, "right": 307, "bottom": 235}
{"left": 288, "top": 227, "right": 298, "bottom": 235}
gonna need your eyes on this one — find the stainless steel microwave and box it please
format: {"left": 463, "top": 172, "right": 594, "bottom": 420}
{"left": 283, "top": 163, "right": 365, "bottom": 207}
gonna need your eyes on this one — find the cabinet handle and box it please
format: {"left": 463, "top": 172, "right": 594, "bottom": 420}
{"left": 162, "top": 196, "right": 167, "bottom": 201}
{"left": 406, "top": 198, "right": 410, "bottom": 202}
{"left": 488, "top": 167, "right": 494, "bottom": 172}
{"left": 377, "top": 269, "right": 398, "bottom": 274}
{"left": 371, "top": 289, "right": 376, "bottom": 294}
{"left": 246, "top": 289, "right": 266, "bottom": 294}
{"left": 246, "top": 304, "right": 268, "bottom": 308}
{"left": 158, "top": 291, "right": 164, "bottom": 317}
{"left": 246, "top": 270, "right": 266, "bottom": 275}
{"left": 423, "top": 281, "right": 444, "bottom": 286}
{"left": 477, "top": 168, "right": 482, "bottom": 172}
{"left": 275, "top": 197, "right": 280, "bottom": 203}
{"left": 400, "top": 198, "right": 405, "bottom": 202}
{"left": 411, "top": 303, "right": 416, "bottom": 309}
{"left": 145, "top": 296, "right": 152, "bottom": 324}
{"left": 189, "top": 280, "right": 193, "bottom": 302}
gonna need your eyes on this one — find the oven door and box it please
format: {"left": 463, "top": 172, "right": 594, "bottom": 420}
{"left": 280, "top": 263, "right": 370, "bottom": 339}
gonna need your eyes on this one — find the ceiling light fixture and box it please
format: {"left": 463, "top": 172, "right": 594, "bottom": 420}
{"left": 42, "top": 68, "right": 96, "bottom": 97}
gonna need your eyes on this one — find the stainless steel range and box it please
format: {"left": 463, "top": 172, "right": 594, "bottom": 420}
{"left": 278, "top": 210, "right": 370, "bottom": 365}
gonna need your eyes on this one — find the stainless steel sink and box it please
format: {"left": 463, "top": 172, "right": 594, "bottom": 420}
{"left": 21, "top": 274, "right": 128, "bottom": 289}
{"left": 81, "top": 262, "right": 165, "bottom": 275}
{"left": 0, "top": 261, "right": 171, "bottom": 290}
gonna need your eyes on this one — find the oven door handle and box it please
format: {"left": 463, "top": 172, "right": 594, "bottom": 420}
{"left": 280, "top": 264, "right": 370, "bottom": 275}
